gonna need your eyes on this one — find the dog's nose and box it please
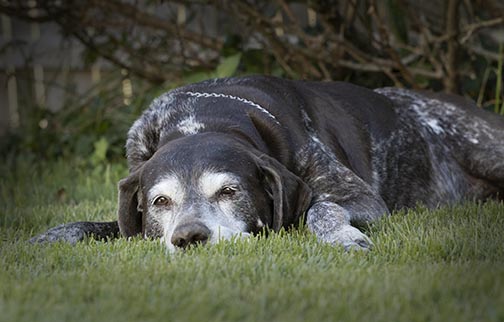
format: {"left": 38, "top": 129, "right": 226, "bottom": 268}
{"left": 171, "top": 222, "right": 211, "bottom": 249}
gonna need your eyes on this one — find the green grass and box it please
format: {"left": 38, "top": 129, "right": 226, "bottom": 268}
{"left": 1, "top": 158, "right": 503, "bottom": 322}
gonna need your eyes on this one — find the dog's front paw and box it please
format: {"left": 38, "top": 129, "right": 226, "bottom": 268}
{"left": 307, "top": 202, "right": 373, "bottom": 251}
{"left": 29, "top": 222, "right": 89, "bottom": 245}
{"left": 331, "top": 225, "right": 373, "bottom": 251}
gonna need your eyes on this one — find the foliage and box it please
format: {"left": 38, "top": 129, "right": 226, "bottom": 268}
{"left": 0, "top": 52, "right": 248, "bottom": 161}
{"left": 1, "top": 159, "right": 504, "bottom": 322}
{"left": 0, "top": 72, "right": 161, "bottom": 162}
{"left": 495, "top": 43, "right": 504, "bottom": 114}
{"left": 2, "top": 1, "right": 503, "bottom": 98}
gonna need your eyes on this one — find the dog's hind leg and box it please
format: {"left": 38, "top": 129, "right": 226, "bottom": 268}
{"left": 378, "top": 88, "right": 504, "bottom": 198}
{"left": 29, "top": 221, "right": 120, "bottom": 245}
{"left": 421, "top": 92, "right": 504, "bottom": 194}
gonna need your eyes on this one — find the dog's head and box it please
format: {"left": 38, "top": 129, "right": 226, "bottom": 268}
{"left": 117, "top": 132, "right": 312, "bottom": 251}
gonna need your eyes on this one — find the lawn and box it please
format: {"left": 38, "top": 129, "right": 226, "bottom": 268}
{"left": 1, "top": 157, "right": 503, "bottom": 322}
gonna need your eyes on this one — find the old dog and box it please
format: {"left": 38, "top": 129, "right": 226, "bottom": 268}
{"left": 31, "top": 76, "right": 504, "bottom": 251}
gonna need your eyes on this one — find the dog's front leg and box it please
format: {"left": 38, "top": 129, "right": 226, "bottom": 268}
{"left": 306, "top": 201, "right": 375, "bottom": 250}
{"left": 29, "top": 221, "right": 120, "bottom": 245}
{"left": 306, "top": 174, "right": 389, "bottom": 251}
{"left": 296, "top": 141, "right": 389, "bottom": 251}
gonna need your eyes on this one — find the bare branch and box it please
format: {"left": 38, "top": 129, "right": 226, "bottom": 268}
{"left": 443, "top": 0, "right": 460, "bottom": 93}
{"left": 1, "top": 0, "right": 500, "bottom": 99}
{"left": 367, "top": 1, "right": 417, "bottom": 87}
{"left": 460, "top": 16, "right": 504, "bottom": 43}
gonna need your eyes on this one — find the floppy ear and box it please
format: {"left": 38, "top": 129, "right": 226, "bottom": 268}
{"left": 117, "top": 170, "right": 142, "bottom": 237}
{"left": 256, "top": 154, "right": 312, "bottom": 231}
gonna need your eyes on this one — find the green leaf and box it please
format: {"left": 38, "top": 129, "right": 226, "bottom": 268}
{"left": 183, "top": 71, "right": 213, "bottom": 84}
{"left": 216, "top": 53, "right": 242, "bottom": 78}
{"left": 90, "top": 137, "right": 109, "bottom": 166}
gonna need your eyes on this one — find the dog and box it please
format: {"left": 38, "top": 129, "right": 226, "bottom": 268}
{"left": 31, "top": 75, "right": 504, "bottom": 251}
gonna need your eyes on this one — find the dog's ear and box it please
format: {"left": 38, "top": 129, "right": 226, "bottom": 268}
{"left": 255, "top": 154, "right": 312, "bottom": 231}
{"left": 117, "top": 169, "right": 142, "bottom": 237}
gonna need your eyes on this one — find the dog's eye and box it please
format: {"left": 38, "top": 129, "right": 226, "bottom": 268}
{"left": 153, "top": 196, "right": 172, "bottom": 207}
{"left": 218, "top": 186, "right": 237, "bottom": 198}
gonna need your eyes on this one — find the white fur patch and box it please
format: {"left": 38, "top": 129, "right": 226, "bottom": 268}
{"left": 148, "top": 175, "right": 185, "bottom": 205}
{"left": 198, "top": 171, "right": 239, "bottom": 198}
{"left": 204, "top": 213, "right": 250, "bottom": 245}
{"left": 176, "top": 115, "right": 205, "bottom": 135}
{"left": 426, "top": 119, "right": 444, "bottom": 135}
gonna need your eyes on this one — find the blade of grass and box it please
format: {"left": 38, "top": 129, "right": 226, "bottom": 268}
{"left": 495, "top": 43, "right": 503, "bottom": 114}
{"left": 476, "top": 63, "right": 491, "bottom": 108}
